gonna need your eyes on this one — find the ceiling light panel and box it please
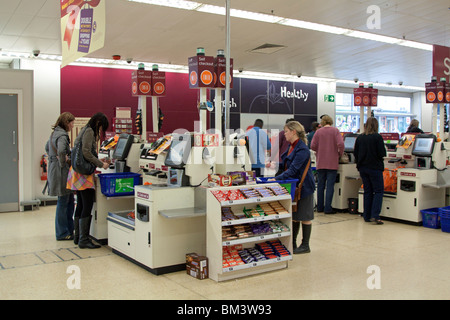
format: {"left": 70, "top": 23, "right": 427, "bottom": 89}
{"left": 128, "top": 0, "right": 202, "bottom": 10}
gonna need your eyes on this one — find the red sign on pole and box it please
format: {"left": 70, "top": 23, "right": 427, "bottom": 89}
{"left": 353, "top": 86, "right": 378, "bottom": 107}
{"left": 188, "top": 55, "right": 215, "bottom": 89}
{"left": 433, "top": 45, "right": 450, "bottom": 83}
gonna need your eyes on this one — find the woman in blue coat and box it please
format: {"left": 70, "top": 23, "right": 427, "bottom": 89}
{"left": 273, "top": 121, "right": 315, "bottom": 254}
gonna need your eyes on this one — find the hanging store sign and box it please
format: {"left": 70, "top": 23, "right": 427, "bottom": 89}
{"left": 353, "top": 85, "right": 378, "bottom": 107}
{"left": 433, "top": 45, "right": 450, "bottom": 83}
{"left": 61, "top": 0, "right": 105, "bottom": 68}
{"left": 188, "top": 55, "right": 215, "bottom": 88}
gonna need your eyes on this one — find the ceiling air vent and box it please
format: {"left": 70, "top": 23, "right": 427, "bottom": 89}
{"left": 249, "top": 43, "right": 286, "bottom": 54}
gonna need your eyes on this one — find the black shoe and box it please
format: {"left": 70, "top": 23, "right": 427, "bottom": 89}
{"left": 375, "top": 219, "right": 384, "bottom": 225}
{"left": 294, "top": 244, "right": 311, "bottom": 254}
{"left": 324, "top": 210, "right": 337, "bottom": 214}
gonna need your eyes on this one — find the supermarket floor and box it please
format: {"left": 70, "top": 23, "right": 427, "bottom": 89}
{"left": 1, "top": 205, "right": 450, "bottom": 300}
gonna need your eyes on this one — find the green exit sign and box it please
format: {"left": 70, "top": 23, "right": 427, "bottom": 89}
{"left": 324, "top": 94, "right": 335, "bottom": 102}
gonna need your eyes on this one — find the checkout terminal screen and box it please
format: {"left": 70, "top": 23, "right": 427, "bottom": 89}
{"left": 165, "top": 136, "right": 191, "bottom": 168}
{"left": 412, "top": 138, "right": 434, "bottom": 156}
{"left": 344, "top": 136, "right": 357, "bottom": 152}
{"left": 113, "top": 137, "right": 129, "bottom": 160}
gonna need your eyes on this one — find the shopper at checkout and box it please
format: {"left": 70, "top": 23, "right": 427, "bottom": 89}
{"left": 45, "top": 112, "right": 76, "bottom": 241}
{"left": 246, "top": 119, "right": 272, "bottom": 177}
{"left": 406, "top": 119, "right": 424, "bottom": 134}
{"left": 354, "top": 117, "right": 386, "bottom": 225}
{"left": 269, "top": 121, "right": 315, "bottom": 254}
{"left": 67, "top": 113, "right": 111, "bottom": 249}
{"left": 310, "top": 115, "right": 345, "bottom": 214}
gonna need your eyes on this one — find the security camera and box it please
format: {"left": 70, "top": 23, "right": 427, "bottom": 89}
{"left": 126, "top": 58, "right": 133, "bottom": 64}
{"left": 354, "top": 78, "right": 359, "bottom": 83}
{"left": 238, "top": 68, "right": 243, "bottom": 73}
{"left": 297, "top": 73, "right": 302, "bottom": 78}
{"left": 33, "top": 50, "right": 40, "bottom": 57}
{"left": 398, "top": 81, "right": 403, "bottom": 86}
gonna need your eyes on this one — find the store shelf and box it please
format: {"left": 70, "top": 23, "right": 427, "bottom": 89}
{"left": 222, "top": 254, "right": 292, "bottom": 273}
{"left": 222, "top": 231, "right": 290, "bottom": 246}
{"left": 207, "top": 183, "right": 293, "bottom": 282}
{"left": 221, "top": 213, "right": 290, "bottom": 226}
{"left": 219, "top": 194, "right": 291, "bottom": 206}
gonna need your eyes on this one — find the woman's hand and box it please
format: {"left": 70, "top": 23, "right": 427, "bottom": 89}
{"left": 101, "top": 158, "right": 110, "bottom": 169}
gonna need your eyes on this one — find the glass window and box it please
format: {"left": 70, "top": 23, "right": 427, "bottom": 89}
{"left": 335, "top": 92, "right": 414, "bottom": 134}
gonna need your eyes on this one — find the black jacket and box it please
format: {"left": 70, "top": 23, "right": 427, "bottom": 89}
{"left": 354, "top": 133, "right": 386, "bottom": 171}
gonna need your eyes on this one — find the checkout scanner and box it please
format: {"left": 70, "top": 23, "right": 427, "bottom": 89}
{"left": 330, "top": 133, "right": 361, "bottom": 210}
{"left": 359, "top": 132, "right": 450, "bottom": 224}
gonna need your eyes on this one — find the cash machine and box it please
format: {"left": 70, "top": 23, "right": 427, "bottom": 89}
{"left": 359, "top": 133, "right": 449, "bottom": 224}
{"left": 331, "top": 133, "right": 362, "bottom": 211}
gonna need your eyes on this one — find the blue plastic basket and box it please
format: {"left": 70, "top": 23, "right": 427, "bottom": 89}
{"left": 98, "top": 172, "right": 141, "bottom": 197}
{"left": 256, "top": 177, "right": 298, "bottom": 201}
{"left": 438, "top": 206, "right": 450, "bottom": 233}
{"left": 420, "top": 207, "right": 440, "bottom": 229}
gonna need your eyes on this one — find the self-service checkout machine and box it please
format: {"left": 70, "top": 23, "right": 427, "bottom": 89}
{"left": 108, "top": 131, "right": 251, "bottom": 275}
{"left": 359, "top": 132, "right": 450, "bottom": 224}
{"left": 107, "top": 47, "right": 253, "bottom": 274}
{"left": 330, "top": 133, "right": 363, "bottom": 211}
{"left": 91, "top": 133, "right": 143, "bottom": 243}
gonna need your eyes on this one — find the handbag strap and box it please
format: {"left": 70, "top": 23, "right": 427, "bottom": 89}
{"left": 298, "top": 158, "right": 311, "bottom": 187}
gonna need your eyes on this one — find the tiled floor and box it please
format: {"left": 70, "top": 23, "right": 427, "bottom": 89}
{"left": 1, "top": 205, "right": 450, "bottom": 300}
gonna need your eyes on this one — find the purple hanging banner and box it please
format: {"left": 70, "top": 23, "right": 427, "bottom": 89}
{"left": 77, "top": 8, "right": 93, "bottom": 53}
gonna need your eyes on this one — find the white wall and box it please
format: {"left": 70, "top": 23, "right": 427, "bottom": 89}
{"left": 317, "top": 80, "right": 337, "bottom": 121}
{"left": 20, "top": 59, "right": 61, "bottom": 201}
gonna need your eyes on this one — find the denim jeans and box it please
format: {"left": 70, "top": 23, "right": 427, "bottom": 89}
{"left": 359, "top": 167, "right": 384, "bottom": 221}
{"left": 55, "top": 193, "right": 75, "bottom": 239}
{"left": 317, "top": 169, "right": 337, "bottom": 213}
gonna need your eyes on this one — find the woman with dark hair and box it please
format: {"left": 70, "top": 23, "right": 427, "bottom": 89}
{"left": 67, "top": 113, "right": 110, "bottom": 248}
{"left": 45, "top": 112, "right": 75, "bottom": 240}
{"left": 354, "top": 117, "right": 386, "bottom": 224}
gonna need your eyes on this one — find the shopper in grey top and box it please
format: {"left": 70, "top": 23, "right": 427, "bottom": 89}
{"left": 45, "top": 112, "right": 76, "bottom": 240}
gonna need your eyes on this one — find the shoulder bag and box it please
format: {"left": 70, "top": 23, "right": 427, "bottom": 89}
{"left": 71, "top": 128, "right": 96, "bottom": 175}
{"left": 292, "top": 158, "right": 311, "bottom": 212}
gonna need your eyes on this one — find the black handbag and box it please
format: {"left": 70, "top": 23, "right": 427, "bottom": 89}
{"left": 71, "top": 128, "right": 96, "bottom": 175}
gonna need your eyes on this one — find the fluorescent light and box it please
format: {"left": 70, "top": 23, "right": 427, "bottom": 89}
{"left": 230, "top": 9, "right": 283, "bottom": 23}
{"left": 279, "top": 18, "right": 348, "bottom": 35}
{"left": 346, "top": 30, "right": 400, "bottom": 44}
{"left": 397, "top": 40, "right": 433, "bottom": 51}
{"left": 128, "top": 0, "right": 202, "bottom": 10}
{"left": 196, "top": 4, "right": 225, "bottom": 15}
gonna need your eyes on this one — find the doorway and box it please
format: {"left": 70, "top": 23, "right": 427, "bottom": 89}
{"left": 0, "top": 94, "right": 19, "bottom": 212}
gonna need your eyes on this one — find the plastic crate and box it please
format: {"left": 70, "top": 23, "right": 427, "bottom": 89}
{"left": 438, "top": 206, "right": 450, "bottom": 233}
{"left": 420, "top": 207, "right": 440, "bottom": 229}
{"left": 98, "top": 172, "right": 141, "bottom": 197}
{"left": 256, "top": 177, "right": 298, "bottom": 201}
{"left": 438, "top": 206, "right": 450, "bottom": 216}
